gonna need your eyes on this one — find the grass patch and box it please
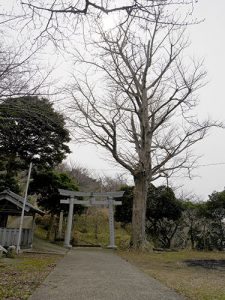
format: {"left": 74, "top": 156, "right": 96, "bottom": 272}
{"left": 0, "top": 253, "right": 62, "bottom": 300}
{"left": 34, "top": 226, "right": 48, "bottom": 240}
{"left": 118, "top": 250, "right": 225, "bottom": 300}
{"left": 72, "top": 208, "right": 131, "bottom": 249}
{"left": 35, "top": 209, "right": 131, "bottom": 249}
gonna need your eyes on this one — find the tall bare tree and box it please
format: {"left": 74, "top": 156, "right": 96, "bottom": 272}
{"left": 13, "top": 0, "right": 199, "bottom": 45}
{"left": 65, "top": 5, "right": 220, "bottom": 249}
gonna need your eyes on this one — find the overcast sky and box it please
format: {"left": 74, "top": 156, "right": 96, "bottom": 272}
{"left": 173, "top": 1, "right": 225, "bottom": 199}
{"left": 1, "top": 1, "right": 225, "bottom": 200}
{"left": 67, "top": 1, "right": 225, "bottom": 200}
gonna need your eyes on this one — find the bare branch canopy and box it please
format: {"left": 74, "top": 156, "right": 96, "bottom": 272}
{"left": 62, "top": 5, "right": 221, "bottom": 248}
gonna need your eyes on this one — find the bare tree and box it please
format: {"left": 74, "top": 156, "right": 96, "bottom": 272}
{"left": 0, "top": 43, "right": 51, "bottom": 103}
{"left": 58, "top": 162, "right": 127, "bottom": 192}
{"left": 20, "top": 0, "right": 137, "bottom": 16}
{"left": 57, "top": 162, "right": 101, "bottom": 191}
{"left": 64, "top": 5, "right": 220, "bottom": 249}
{"left": 13, "top": 0, "right": 199, "bottom": 45}
{"left": 0, "top": 3, "right": 58, "bottom": 102}
{"left": 100, "top": 174, "right": 128, "bottom": 192}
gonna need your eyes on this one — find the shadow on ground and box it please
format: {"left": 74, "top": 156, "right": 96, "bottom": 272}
{"left": 185, "top": 259, "right": 225, "bottom": 270}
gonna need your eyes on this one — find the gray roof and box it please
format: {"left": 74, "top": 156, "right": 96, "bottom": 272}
{"left": 0, "top": 190, "right": 44, "bottom": 216}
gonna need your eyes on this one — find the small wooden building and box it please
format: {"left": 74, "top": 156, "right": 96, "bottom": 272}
{"left": 0, "top": 190, "right": 44, "bottom": 248}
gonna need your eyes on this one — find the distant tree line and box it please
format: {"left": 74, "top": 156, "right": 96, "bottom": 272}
{"left": 115, "top": 186, "right": 225, "bottom": 251}
{"left": 1, "top": 96, "right": 224, "bottom": 249}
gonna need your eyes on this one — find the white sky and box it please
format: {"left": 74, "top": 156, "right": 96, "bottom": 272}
{"left": 68, "top": 1, "right": 225, "bottom": 200}
{"left": 1, "top": 1, "right": 225, "bottom": 200}
{"left": 176, "top": 1, "right": 225, "bottom": 199}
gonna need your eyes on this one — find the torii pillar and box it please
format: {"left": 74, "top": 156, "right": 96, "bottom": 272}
{"left": 64, "top": 199, "right": 74, "bottom": 248}
{"left": 59, "top": 189, "right": 124, "bottom": 249}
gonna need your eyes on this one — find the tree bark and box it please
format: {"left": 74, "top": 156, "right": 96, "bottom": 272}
{"left": 131, "top": 175, "right": 148, "bottom": 249}
{"left": 190, "top": 225, "right": 195, "bottom": 250}
{"left": 46, "top": 212, "right": 55, "bottom": 240}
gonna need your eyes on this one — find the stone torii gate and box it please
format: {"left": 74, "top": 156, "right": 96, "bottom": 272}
{"left": 59, "top": 189, "right": 124, "bottom": 249}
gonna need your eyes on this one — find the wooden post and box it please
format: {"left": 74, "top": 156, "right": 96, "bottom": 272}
{"left": 57, "top": 210, "right": 64, "bottom": 240}
{"left": 16, "top": 162, "right": 32, "bottom": 254}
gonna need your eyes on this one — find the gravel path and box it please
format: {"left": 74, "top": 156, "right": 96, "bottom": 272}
{"left": 29, "top": 248, "right": 186, "bottom": 300}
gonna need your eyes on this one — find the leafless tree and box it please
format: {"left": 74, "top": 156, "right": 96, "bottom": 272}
{"left": 58, "top": 161, "right": 127, "bottom": 192}
{"left": 64, "top": 5, "right": 221, "bottom": 249}
{"left": 13, "top": 0, "right": 199, "bottom": 46}
{"left": 100, "top": 174, "right": 128, "bottom": 192}
{"left": 57, "top": 162, "right": 101, "bottom": 191}
{"left": 0, "top": 43, "right": 52, "bottom": 103}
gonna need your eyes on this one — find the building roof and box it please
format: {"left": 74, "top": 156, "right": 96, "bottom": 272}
{"left": 0, "top": 190, "right": 44, "bottom": 216}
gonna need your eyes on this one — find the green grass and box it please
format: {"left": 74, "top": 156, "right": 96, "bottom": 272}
{"left": 72, "top": 208, "right": 131, "bottom": 249}
{"left": 118, "top": 250, "right": 225, "bottom": 300}
{"left": 35, "top": 208, "right": 131, "bottom": 249}
{"left": 0, "top": 253, "right": 62, "bottom": 300}
{"left": 34, "top": 226, "right": 48, "bottom": 240}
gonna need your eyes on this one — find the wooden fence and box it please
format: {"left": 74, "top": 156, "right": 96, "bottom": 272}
{"left": 0, "top": 228, "right": 33, "bottom": 248}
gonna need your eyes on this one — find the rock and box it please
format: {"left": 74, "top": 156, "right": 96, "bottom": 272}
{"left": 0, "top": 245, "right": 7, "bottom": 258}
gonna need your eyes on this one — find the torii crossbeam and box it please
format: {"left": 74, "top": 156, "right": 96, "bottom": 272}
{"left": 59, "top": 189, "right": 124, "bottom": 249}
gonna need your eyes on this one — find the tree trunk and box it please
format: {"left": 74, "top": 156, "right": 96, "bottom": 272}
{"left": 131, "top": 175, "right": 148, "bottom": 249}
{"left": 190, "top": 225, "right": 195, "bottom": 250}
{"left": 56, "top": 210, "right": 64, "bottom": 240}
{"left": 46, "top": 212, "right": 55, "bottom": 240}
{"left": 167, "top": 223, "right": 179, "bottom": 249}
